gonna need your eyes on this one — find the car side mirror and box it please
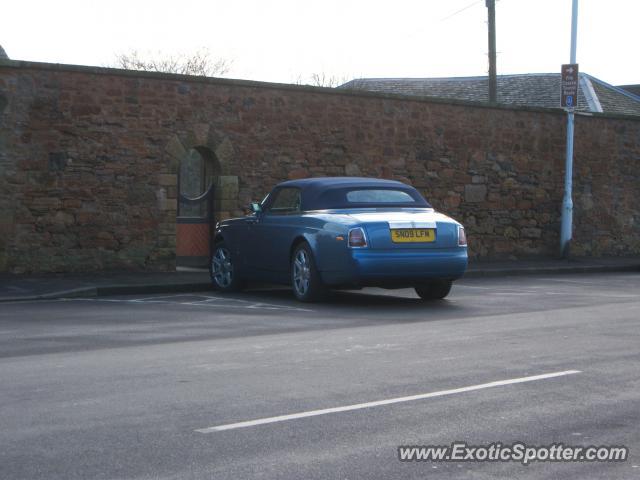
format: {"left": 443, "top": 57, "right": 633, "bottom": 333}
{"left": 249, "top": 202, "right": 262, "bottom": 214}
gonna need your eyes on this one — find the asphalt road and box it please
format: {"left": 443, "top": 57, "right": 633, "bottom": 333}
{"left": 1, "top": 273, "right": 639, "bottom": 479}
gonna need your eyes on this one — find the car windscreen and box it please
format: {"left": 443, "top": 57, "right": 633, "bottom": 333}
{"left": 313, "top": 186, "right": 431, "bottom": 209}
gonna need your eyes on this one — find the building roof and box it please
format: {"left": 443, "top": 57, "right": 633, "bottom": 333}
{"left": 617, "top": 84, "right": 640, "bottom": 97}
{"left": 339, "top": 74, "right": 640, "bottom": 116}
{"left": 0, "top": 45, "right": 8, "bottom": 60}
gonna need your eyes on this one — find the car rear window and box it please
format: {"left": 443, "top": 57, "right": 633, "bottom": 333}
{"left": 346, "top": 189, "right": 415, "bottom": 203}
{"left": 313, "top": 186, "right": 430, "bottom": 209}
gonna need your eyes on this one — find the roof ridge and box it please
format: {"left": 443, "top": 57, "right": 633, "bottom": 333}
{"left": 584, "top": 73, "right": 640, "bottom": 103}
{"left": 344, "top": 73, "right": 564, "bottom": 83}
{"left": 580, "top": 75, "right": 602, "bottom": 113}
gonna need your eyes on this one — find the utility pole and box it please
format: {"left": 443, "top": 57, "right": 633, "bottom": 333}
{"left": 486, "top": 0, "right": 497, "bottom": 103}
{"left": 560, "top": 0, "right": 579, "bottom": 258}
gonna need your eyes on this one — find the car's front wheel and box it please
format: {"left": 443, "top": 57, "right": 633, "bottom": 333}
{"left": 415, "top": 280, "right": 452, "bottom": 300}
{"left": 291, "top": 243, "right": 326, "bottom": 302}
{"left": 210, "top": 241, "right": 244, "bottom": 292}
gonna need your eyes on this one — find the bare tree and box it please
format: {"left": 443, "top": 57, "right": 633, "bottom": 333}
{"left": 294, "top": 72, "right": 353, "bottom": 88}
{"left": 113, "top": 48, "right": 231, "bottom": 77}
{"left": 310, "top": 72, "right": 343, "bottom": 88}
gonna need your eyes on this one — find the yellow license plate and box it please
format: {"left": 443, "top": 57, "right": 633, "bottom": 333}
{"left": 390, "top": 228, "right": 436, "bottom": 243}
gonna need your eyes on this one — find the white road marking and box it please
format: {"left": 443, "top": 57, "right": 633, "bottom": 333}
{"left": 66, "top": 295, "right": 314, "bottom": 312}
{"left": 495, "top": 292, "right": 533, "bottom": 296}
{"left": 455, "top": 284, "right": 494, "bottom": 290}
{"left": 195, "top": 370, "right": 581, "bottom": 433}
{"left": 458, "top": 283, "right": 640, "bottom": 299}
{"left": 131, "top": 294, "right": 199, "bottom": 302}
{"left": 540, "top": 277, "right": 615, "bottom": 286}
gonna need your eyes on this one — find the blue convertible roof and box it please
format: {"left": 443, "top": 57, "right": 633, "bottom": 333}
{"left": 274, "top": 177, "right": 430, "bottom": 210}
{"left": 278, "top": 177, "right": 407, "bottom": 189}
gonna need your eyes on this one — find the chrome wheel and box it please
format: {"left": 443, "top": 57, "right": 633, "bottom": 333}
{"left": 292, "top": 249, "right": 311, "bottom": 296}
{"left": 212, "top": 247, "right": 233, "bottom": 288}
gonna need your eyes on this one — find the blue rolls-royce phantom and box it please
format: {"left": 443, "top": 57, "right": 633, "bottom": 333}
{"left": 211, "top": 177, "right": 467, "bottom": 302}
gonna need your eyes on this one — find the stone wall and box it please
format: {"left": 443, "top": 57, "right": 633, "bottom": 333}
{"left": 1, "top": 61, "right": 639, "bottom": 273}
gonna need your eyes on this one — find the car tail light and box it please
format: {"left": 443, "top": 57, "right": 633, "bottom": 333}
{"left": 458, "top": 226, "right": 467, "bottom": 246}
{"left": 348, "top": 227, "right": 368, "bottom": 248}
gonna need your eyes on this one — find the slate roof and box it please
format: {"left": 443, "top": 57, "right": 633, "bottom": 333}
{"left": 617, "top": 84, "right": 640, "bottom": 97}
{"left": 339, "top": 74, "right": 640, "bottom": 116}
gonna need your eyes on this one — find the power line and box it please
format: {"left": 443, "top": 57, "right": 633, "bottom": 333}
{"left": 440, "top": 0, "right": 484, "bottom": 22}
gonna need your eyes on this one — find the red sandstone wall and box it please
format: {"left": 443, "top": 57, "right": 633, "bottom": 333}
{"left": 0, "top": 62, "right": 638, "bottom": 273}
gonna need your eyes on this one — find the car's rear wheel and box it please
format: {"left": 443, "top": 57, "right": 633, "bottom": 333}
{"left": 210, "top": 242, "right": 244, "bottom": 292}
{"left": 415, "top": 280, "right": 452, "bottom": 300}
{"left": 291, "top": 243, "right": 326, "bottom": 302}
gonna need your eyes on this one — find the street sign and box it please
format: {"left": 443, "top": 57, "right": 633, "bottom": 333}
{"left": 561, "top": 64, "right": 579, "bottom": 108}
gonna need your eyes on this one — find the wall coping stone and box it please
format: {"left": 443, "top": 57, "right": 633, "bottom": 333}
{"left": 2, "top": 59, "right": 639, "bottom": 122}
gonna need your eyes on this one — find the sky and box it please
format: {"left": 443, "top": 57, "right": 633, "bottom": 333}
{"left": 3, "top": 0, "right": 638, "bottom": 86}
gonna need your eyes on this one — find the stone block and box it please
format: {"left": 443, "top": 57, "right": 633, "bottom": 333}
{"left": 53, "top": 211, "right": 75, "bottom": 226}
{"left": 464, "top": 184, "right": 487, "bottom": 203}
{"left": 158, "top": 174, "right": 176, "bottom": 187}
{"left": 161, "top": 198, "right": 177, "bottom": 212}
{"left": 215, "top": 137, "right": 235, "bottom": 172}
{"left": 165, "top": 135, "right": 186, "bottom": 160}
{"left": 503, "top": 226, "right": 520, "bottom": 239}
{"left": 218, "top": 197, "right": 239, "bottom": 211}
{"left": 521, "top": 227, "right": 542, "bottom": 239}
{"left": 216, "top": 175, "right": 239, "bottom": 199}
{"left": 288, "top": 168, "right": 309, "bottom": 180}
{"left": 345, "top": 163, "right": 361, "bottom": 176}
{"left": 471, "top": 175, "right": 486, "bottom": 184}
{"left": 192, "top": 123, "right": 210, "bottom": 146}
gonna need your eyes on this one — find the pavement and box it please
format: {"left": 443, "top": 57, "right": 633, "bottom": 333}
{"left": 0, "top": 256, "right": 638, "bottom": 302}
{"left": 1, "top": 272, "right": 639, "bottom": 479}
